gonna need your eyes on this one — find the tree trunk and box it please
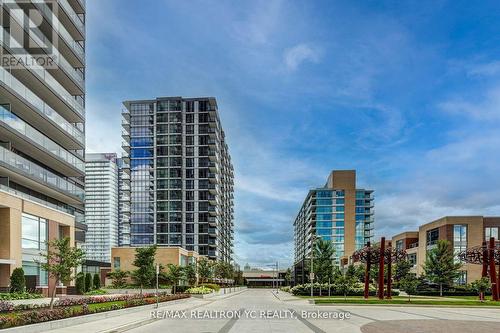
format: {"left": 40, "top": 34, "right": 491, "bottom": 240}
{"left": 439, "top": 283, "right": 443, "bottom": 297}
{"left": 50, "top": 278, "right": 58, "bottom": 310}
{"left": 480, "top": 291, "right": 484, "bottom": 302}
{"left": 140, "top": 284, "right": 143, "bottom": 296}
{"left": 408, "top": 293, "right": 410, "bottom": 303}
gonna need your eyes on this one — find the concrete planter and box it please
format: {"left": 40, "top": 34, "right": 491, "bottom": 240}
{"left": 102, "top": 288, "right": 171, "bottom": 295}
{"left": 190, "top": 286, "right": 247, "bottom": 299}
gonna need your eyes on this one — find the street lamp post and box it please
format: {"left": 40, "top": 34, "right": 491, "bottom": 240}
{"left": 155, "top": 263, "right": 159, "bottom": 309}
{"left": 310, "top": 235, "right": 316, "bottom": 297}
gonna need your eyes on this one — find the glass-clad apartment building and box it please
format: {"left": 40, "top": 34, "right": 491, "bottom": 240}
{"left": 84, "top": 153, "right": 119, "bottom": 263}
{"left": 0, "top": 0, "right": 86, "bottom": 294}
{"left": 120, "top": 97, "right": 234, "bottom": 262}
{"left": 293, "top": 170, "right": 374, "bottom": 284}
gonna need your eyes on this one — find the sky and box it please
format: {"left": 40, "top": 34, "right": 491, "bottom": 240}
{"left": 85, "top": 0, "right": 500, "bottom": 269}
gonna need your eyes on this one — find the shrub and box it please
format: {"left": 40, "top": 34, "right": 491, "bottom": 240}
{"left": 289, "top": 283, "right": 399, "bottom": 297}
{"left": 76, "top": 273, "right": 85, "bottom": 295}
{"left": 200, "top": 283, "right": 220, "bottom": 292}
{"left": 280, "top": 286, "right": 291, "bottom": 293}
{"left": 108, "top": 270, "right": 128, "bottom": 288}
{"left": 84, "top": 289, "right": 107, "bottom": 295}
{"left": 10, "top": 268, "right": 25, "bottom": 293}
{"left": 0, "top": 292, "right": 43, "bottom": 300}
{"left": 186, "top": 286, "right": 213, "bottom": 294}
{"left": 85, "top": 273, "right": 93, "bottom": 292}
{"left": 93, "top": 274, "right": 101, "bottom": 290}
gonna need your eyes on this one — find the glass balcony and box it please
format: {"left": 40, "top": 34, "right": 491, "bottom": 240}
{"left": 0, "top": 66, "right": 84, "bottom": 145}
{"left": 31, "top": 0, "right": 85, "bottom": 63}
{"left": 7, "top": 1, "right": 85, "bottom": 89}
{"left": 0, "top": 106, "right": 84, "bottom": 172}
{"left": 0, "top": 145, "right": 84, "bottom": 200}
{"left": 0, "top": 28, "right": 84, "bottom": 118}
{"left": 59, "top": 0, "right": 85, "bottom": 35}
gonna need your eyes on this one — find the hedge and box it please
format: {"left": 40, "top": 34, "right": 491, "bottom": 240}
{"left": 290, "top": 283, "right": 400, "bottom": 297}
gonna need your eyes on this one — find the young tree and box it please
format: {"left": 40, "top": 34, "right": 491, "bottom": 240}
{"left": 471, "top": 277, "right": 491, "bottom": 302}
{"left": 312, "top": 239, "right": 335, "bottom": 283}
{"left": 76, "top": 272, "right": 85, "bottom": 294}
{"left": 165, "top": 264, "right": 184, "bottom": 293}
{"left": 85, "top": 273, "right": 93, "bottom": 292}
{"left": 93, "top": 273, "right": 101, "bottom": 290}
{"left": 197, "top": 257, "right": 213, "bottom": 283}
{"left": 423, "top": 240, "right": 461, "bottom": 296}
{"left": 400, "top": 274, "right": 419, "bottom": 302}
{"left": 345, "top": 265, "right": 356, "bottom": 280}
{"left": 337, "top": 275, "right": 357, "bottom": 301}
{"left": 10, "top": 267, "right": 26, "bottom": 293}
{"left": 131, "top": 245, "right": 157, "bottom": 295}
{"left": 108, "top": 270, "right": 128, "bottom": 288}
{"left": 394, "top": 260, "right": 412, "bottom": 283}
{"left": 184, "top": 263, "right": 197, "bottom": 286}
{"left": 38, "top": 237, "right": 85, "bottom": 309}
{"left": 284, "top": 268, "right": 292, "bottom": 286}
{"left": 354, "top": 265, "right": 366, "bottom": 283}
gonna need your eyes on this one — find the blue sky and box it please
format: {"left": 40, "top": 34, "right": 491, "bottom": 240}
{"left": 85, "top": 0, "right": 500, "bottom": 268}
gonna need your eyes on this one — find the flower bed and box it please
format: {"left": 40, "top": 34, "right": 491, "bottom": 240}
{"left": 0, "top": 293, "right": 190, "bottom": 329}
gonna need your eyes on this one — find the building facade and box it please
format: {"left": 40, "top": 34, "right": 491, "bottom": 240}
{"left": 392, "top": 216, "right": 500, "bottom": 284}
{"left": 120, "top": 97, "right": 234, "bottom": 262}
{"left": 0, "top": 0, "right": 85, "bottom": 294}
{"left": 84, "top": 153, "right": 119, "bottom": 263}
{"left": 293, "top": 170, "right": 374, "bottom": 284}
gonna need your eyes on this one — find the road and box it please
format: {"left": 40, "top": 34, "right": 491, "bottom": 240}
{"left": 42, "top": 289, "right": 500, "bottom": 333}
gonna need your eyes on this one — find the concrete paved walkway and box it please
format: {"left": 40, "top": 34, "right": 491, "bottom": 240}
{"left": 39, "top": 289, "right": 500, "bottom": 333}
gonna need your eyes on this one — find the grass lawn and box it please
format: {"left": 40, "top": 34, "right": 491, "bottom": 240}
{"left": 314, "top": 298, "right": 500, "bottom": 306}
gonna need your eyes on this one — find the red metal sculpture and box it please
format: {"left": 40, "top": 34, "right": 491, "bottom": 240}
{"left": 353, "top": 238, "right": 406, "bottom": 300}
{"left": 458, "top": 237, "right": 500, "bottom": 301}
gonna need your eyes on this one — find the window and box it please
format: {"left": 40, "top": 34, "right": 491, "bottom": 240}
{"left": 426, "top": 228, "right": 439, "bottom": 246}
{"left": 22, "top": 214, "right": 47, "bottom": 250}
{"left": 113, "top": 257, "right": 120, "bottom": 270}
{"left": 407, "top": 253, "right": 417, "bottom": 266}
{"left": 454, "top": 225, "right": 467, "bottom": 262}
{"left": 485, "top": 227, "right": 499, "bottom": 240}
{"left": 396, "top": 239, "right": 404, "bottom": 251}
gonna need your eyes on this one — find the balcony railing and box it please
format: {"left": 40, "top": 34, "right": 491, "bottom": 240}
{"left": 31, "top": 0, "right": 85, "bottom": 63}
{"left": 0, "top": 106, "right": 84, "bottom": 172}
{"left": 7, "top": 1, "right": 85, "bottom": 88}
{"left": 0, "top": 146, "right": 84, "bottom": 200}
{"left": 0, "top": 28, "right": 84, "bottom": 117}
{"left": 59, "top": 0, "right": 85, "bottom": 35}
{"left": 0, "top": 66, "right": 84, "bottom": 145}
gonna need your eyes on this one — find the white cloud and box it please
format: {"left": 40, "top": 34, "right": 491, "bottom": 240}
{"left": 467, "top": 60, "right": 500, "bottom": 77}
{"left": 438, "top": 86, "right": 500, "bottom": 120}
{"left": 283, "top": 44, "right": 321, "bottom": 71}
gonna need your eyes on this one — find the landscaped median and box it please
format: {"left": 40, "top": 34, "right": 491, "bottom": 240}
{"left": 0, "top": 292, "right": 190, "bottom": 329}
{"left": 305, "top": 295, "right": 500, "bottom": 307}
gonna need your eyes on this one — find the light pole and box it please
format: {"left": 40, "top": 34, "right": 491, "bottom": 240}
{"left": 310, "top": 235, "right": 317, "bottom": 297}
{"left": 155, "top": 263, "right": 159, "bottom": 309}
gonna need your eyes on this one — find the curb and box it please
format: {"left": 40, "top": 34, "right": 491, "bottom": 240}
{"left": 314, "top": 302, "right": 500, "bottom": 308}
{"left": 1, "top": 298, "right": 192, "bottom": 333}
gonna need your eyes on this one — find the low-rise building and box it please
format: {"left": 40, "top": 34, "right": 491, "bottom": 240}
{"left": 110, "top": 246, "right": 199, "bottom": 275}
{"left": 392, "top": 216, "right": 500, "bottom": 284}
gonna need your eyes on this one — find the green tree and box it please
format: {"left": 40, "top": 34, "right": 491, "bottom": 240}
{"left": 345, "top": 265, "right": 356, "bottom": 280}
{"left": 400, "top": 274, "right": 419, "bottom": 302}
{"left": 394, "top": 260, "right": 412, "bottom": 283}
{"left": 197, "top": 257, "right": 213, "bottom": 283}
{"left": 93, "top": 273, "right": 101, "bottom": 290}
{"left": 164, "top": 264, "right": 184, "bottom": 293}
{"left": 354, "top": 265, "right": 366, "bottom": 283}
{"left": 423, "top": 240, "right": 462, "bottom": 296}
{"left": 108, "top": 270, "right": 128, "bottom": 288}
{"left": 471, "top": 277, "right": 491, "bottom": 302}
{"left": 38, "top": 237, "right": 85, "bottom": 309}
{"left": 75, "top": 272, "right": 85, "bottom": 294}
{"left": 337, "top": 274, "right": 357, "bottom": 300}
{"left": 312, "top": 239, "right": 335, "bottom": 283}
{"left": 284, "top": 268, "right": 292, "bottom": 286}
{"left": 184, "top": 263, "right": 197, "bottom": 286}
{"left": 85, "top": 273, "right": 93, "bottom": 292}
{"left": 10, "top": 267, "right": 26, "bottom": 293}
{"left": 332, "top": 266, "right": 342, "bottom": 281}
{"left": 131, "top": 245, "right": 157, "bottom": 295}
